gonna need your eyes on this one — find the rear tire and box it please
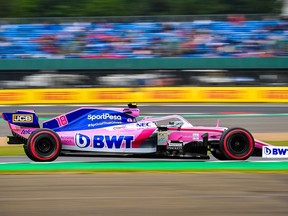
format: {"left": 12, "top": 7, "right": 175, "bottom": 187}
{"left": 24, "top": 129, "right": 61, "bottom": 162}
{"left": 219, "top": 128, "right": 254, "bottom": 160}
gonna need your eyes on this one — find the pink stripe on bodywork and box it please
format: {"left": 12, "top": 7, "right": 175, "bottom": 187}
{"left": 255, "top": 139, "right": 272, "bottom": 148}
{"left": 167, "top": 127, "right": 226, "bottom": 133}
{"left": 132, "top": 128, "right": 157, "bottom": 148}
{"left": 58, "top": 127, "right": 157, "bottom": 149}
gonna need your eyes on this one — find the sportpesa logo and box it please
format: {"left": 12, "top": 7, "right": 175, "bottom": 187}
{"left": 87, "top": 113, "right": 122, "bottom": 121}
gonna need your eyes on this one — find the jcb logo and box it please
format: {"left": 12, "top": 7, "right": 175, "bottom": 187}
{"left": 12, "top": 114, "right": 33, "bottom": 123}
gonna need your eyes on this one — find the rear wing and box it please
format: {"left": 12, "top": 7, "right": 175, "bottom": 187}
{"left": 2, "top": 110, "right": 40, "bottom": 141}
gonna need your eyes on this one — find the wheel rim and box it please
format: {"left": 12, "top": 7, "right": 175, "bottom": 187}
{"left": 226, "top": 133, "right": 250, "bottom": 156}
{"left": 35, "top": 138, "right": 56, "bottom": 157}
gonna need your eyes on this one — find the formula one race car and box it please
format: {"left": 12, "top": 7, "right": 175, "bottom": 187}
{"left": 2, "top": 103, "right": 271, "bottom": 162}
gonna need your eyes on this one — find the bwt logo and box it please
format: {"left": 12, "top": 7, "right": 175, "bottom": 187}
{"left": 272, "top": 148, "right": 288, "bottom": 155}
{"left": 75, "top": 133, "right": 134, "bottom": 149}
{"left": 264, "top": 147, "right": 272, "bottom": 155}
{"left": 264, "top": 147, "right": 288, "bottom": 155}
{"left": 87, "top": 113, "right": 122, "bottom": 121}
{"left": 12, "top": 114, "right": 33, "bottom": 123}
{"left": 75, "top": 133, "right": 91, "bottom": 148}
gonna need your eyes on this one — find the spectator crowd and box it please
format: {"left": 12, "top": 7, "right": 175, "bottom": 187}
{"left": 0, "top": 17, "right": 288, "bottom": 59}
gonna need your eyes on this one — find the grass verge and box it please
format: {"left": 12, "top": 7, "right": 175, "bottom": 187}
{"left": 0, "top": 141, "right": 287, "bottom": 156}
{"left": 0, "top": 161, "right": 288, "bottom": 174}
{"left": 0, "top": 146, "right": 25, "bottom": 156}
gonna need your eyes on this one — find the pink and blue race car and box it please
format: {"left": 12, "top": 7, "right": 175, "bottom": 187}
{"left": 2, "top": 103, "right": 271, "bottom": 162}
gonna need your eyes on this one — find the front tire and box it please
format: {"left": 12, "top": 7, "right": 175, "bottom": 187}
{"left": 24, "top": 129, "right": 61, "bottom": 162}
{"left": 219, "top": 128, "right": 254, "bottom": 160}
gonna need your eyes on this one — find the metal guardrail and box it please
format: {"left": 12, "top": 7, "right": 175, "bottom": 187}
{"left": 0, "top": 14, "right": 280, "bottom": 24}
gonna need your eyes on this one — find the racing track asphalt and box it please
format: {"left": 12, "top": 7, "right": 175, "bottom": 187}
{"left": 1, "top": 155, "right": 288, "bottom": 163}
{"left": 1, "top": 173, "right": 288, "bottom": 216}
{"left": 1, "top": 103, "right": 288, "bottom": 116}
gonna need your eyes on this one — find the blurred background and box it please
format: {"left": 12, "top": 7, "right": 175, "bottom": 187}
{"left": 1, "top": 3, "right": 288, "bottom": 216}
{"left": 0, "top": 0, "right": 288, "bottom": 102}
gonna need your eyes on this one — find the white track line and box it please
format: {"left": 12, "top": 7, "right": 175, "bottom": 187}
{"left": 0, "top": 160, "right": 287, "bottom": 165}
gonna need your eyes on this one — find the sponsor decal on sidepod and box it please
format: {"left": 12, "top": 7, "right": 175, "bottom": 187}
{"left": 136, "top": 122, "right": 153, "bottom": 128}
{"left": 87, "top": 113, "right": 122, "bottom": 121}
{"left": 75, "top": 133, "right": 134, "bottom": 149}
{"left": 88, "top": 121, "right": 122, "bottom": 128}
{"left": 262, "top": 146, "right": 288, "bottom": 158}
{"left": 21, "top": 129, "right": 34, "bottom": 134}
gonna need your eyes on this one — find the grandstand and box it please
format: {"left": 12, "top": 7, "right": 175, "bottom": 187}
{"left": 0, "top": 15, "right": 287, "bottom": 59}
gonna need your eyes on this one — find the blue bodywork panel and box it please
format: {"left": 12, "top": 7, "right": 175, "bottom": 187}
{"left": 2, "top": 110, "right": 40, "bottom": 128}
{"left": 43, "top": 108, "right": 136, "bottom": 132}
